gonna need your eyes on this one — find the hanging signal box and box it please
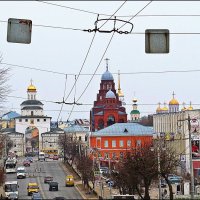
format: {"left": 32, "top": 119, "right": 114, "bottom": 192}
{"left": 145, "top": 29, "right": 169, "bottom": 53}
{"left": 7, "top": 18, "right": 32, "bottom": 44}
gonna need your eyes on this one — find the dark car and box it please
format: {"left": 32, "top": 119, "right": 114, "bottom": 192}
{"left": 31, "top": 192, "right": 42, "bottom": 200}
{"left": 49, "top": 182, "right": 58, "bottom": 191}
{"left": 26, "top": 157, "right": 33, "bottom": 163}
{"left": 44, "top": 176, "right": 53, "bottom": 183}
{"left": 23, "top": 160, "right": 30, "bottom": 167}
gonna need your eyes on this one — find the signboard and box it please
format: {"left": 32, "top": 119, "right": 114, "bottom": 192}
{"left": 7, "top": 18, "right": 32, "bottom": 44}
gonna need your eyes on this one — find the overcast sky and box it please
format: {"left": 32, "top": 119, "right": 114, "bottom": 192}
{"left": 0, "top": 1, "right": 200, "bottom": 121}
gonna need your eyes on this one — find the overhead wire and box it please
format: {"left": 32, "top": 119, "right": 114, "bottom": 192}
{"left": 5, "top": 62, "right": 200, "bottom": 76}
{"left": 35, "top": 1, "right": 200, "bottom": 18}
{"left": 57, "top": 74, "right": 68, "bottom": 123}
{"left": 66, "top": 0, "right": 128, "bottom": 121}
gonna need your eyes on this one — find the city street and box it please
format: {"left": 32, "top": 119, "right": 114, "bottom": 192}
{"left": 6, "top": 157, "right": 83, "bottom": 199}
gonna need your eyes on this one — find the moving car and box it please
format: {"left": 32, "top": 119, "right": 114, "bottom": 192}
{"left": 65, "top": 175, "right": 74, "bottom": 187}
{"left": 49, "top": 154, "right": 54, "bottom": 159}
{"left": 53, "top": 155, "right": 59, "bottom": 160}
{"left": 23, "top": 160, "right": 30, "bottom": 167}
{"left": 7, "top": 192, "right": 18, "bottom": 200}
{"left": 16, "top": 166, "right": 26, "bottom": 179}
{"left": 31, "top": 192, "right": 42, "bottom": 200}
{"left": 49, "top": 182, "right": 58, "bottom": 191}
{"left": 27, "top": 183, "right": 39, "bottom": 196}
{"left": 44, "top": 176, "right": 53, "bottom": 183}
{"left": 26, "top": 157, "right": 33, "bottom": 163}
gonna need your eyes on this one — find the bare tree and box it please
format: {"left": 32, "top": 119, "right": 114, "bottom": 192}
{"left": 159, "top": 146, "right": 181, "bottom": 200}
{"left": 76, "top": 154, "right": 95, "bottom": 191}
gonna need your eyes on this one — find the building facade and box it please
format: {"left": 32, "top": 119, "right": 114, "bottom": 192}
{"left": 90, "top": 61, "right": 127, "bottom": 131}
{"left": 153, "top": 93, "right": 200, "bottom": 175}
{"left": 89, "top": 123, "right": 153, "bottom": 160}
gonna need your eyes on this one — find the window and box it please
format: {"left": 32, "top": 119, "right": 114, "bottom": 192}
{"left": 137, "top": 140, "right": 141, "bottom": 146}
{"left": 79, "top": 136, "right": 82, "bottom": 141}
{"left": 19, "top": 119, "right": 22, "bottom": 122}
{"left": 104, "top": 140, "right": 108, "bottom": 148}
{"left": 127, "top": 140, "right": 131, "bottom": 147}
{"left": 119, "top": 140, "right": 124, "bottom": 147}
{"left": 120, "top": 152, "right": 124, "bottom": 159}
{"left": 96, "top": 138, "right": 101, "bottom": 149}
{"left": 112, "top": 140, "right": 116, "bottom": 148}
{"left": 25, "top": 119, "right": 28, "bottom": 122}
{"left": 44, "top": 119, "right": 46, "bottom": 122}
{"left": 31, "top": 111, "right": 33, "bottom": 116}
{"left": 104, "top": 152, "right": 109, "bottom": 159}
{"left": 37, "top": 119, "right": 40, "bottom": 122}
{"left": 30, "top": 119, "right": 34, "bottom": 124}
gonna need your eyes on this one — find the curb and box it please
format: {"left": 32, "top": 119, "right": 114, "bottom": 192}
{"left": 74, "top": 184, "right": 87, "bottom": 200}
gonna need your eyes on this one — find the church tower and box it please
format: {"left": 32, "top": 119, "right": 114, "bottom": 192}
{"left": 90, "top": 59, "right": 127, "bottom": 131}
{"left": 130, "top": 97, "right": 140, "bottom": 121}
{"left": 169, "top": 91, "right": 179, "bottom": 113}
{"left": 117, "top": 70, "right": 125, "bottom": 105}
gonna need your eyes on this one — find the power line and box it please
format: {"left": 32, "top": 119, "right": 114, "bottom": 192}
{"left": 35, "top": 1, "right": 200, "bottom": 18}
{"left": 5, "top": 62, "right": 200, "bottom": 76}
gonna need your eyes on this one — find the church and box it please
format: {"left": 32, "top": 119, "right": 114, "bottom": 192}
{"left": 90, "top": 60, "right": 127, "bottom": 131}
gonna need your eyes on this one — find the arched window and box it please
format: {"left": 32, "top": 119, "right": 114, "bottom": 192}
{"left": 107, "top": 115, "right": 115, "bottom": 126}
{"left": 98, "top": 119, "right": 104, "bottom": 130}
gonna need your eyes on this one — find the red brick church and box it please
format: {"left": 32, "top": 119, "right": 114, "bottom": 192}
{"left": 90, "top": 60, "right": 127, "bottom": 131}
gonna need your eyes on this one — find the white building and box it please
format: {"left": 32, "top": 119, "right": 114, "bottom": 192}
{"left": 153, "top": 93, "right": 200, "bottom": 175}
{"left": 13, "top": 81, "right": 51, "bottom": 154}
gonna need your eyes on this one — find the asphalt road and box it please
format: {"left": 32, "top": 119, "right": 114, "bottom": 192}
{"left": 6, "top": 157, "right": 83, "bottom": 199}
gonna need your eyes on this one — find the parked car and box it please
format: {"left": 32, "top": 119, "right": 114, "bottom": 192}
{"left": 44, "top": 176, "right": 53, "bottom": 183}
{"left": 53, "top": 155, "right": 59, "bottom": 160}
{"left": 105, "top": 179, "right": 116, "bottom": 187}
{"left": 23, "top": 160, "right": 31, "bottom": 167}
{"left": 32, "top": 192, "right": 42, "bottom": 200}
{"left": 49, "top": 182, "right": 58, "bottom": 191}
{"left": 26, "top": 157, "right": 33, "bottom": 163}
{"left": 100, "top": 167, "right": 108, "bottom": 174}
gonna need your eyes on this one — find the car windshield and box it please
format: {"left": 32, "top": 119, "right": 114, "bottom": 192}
{"left": 17, "top": 170, "right": 25, "bottom": 173}
{"left": 5, "top": 184, "right": 18, "bottom": 192}
{"left": 29, "top": 185, "right": 38, "bottom": 189}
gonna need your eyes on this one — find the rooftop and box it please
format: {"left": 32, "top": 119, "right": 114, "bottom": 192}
{"left": 91, "top": 123, "right": 154, "bottom": 136}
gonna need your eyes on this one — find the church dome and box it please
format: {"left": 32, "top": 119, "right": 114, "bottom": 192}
{"left": 162, "top": 106, "right": 168, "bottom": 111}
{"left": 106, "top": 89, "right": 116, "bottom": 99}
{"left": 101, "top": 70, "right": 114, "bottom": 81}
{"left": 169, "top": 98, "right": 179, "bottom": 105}
{"left": 27, "top": 84, "right": 36, "bottom": 92}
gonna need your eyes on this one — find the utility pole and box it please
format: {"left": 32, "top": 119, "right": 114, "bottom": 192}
{"left": 188, "top": 114, "right": 195, "bottom": 199}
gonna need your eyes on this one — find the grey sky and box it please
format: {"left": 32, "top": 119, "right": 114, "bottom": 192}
{"left": 0, "top": 1, "right": 200, "bottom": 121}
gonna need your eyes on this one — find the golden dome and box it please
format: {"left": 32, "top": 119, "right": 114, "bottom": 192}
{"left": 162, "top": 106, "right": 168, "bottom": 111}
{"left": 27, "top": 84, "right": 36, "bottom": 91}
{"left": 133, "top": 98, "right": 137, "bottom": 103}
{"left": 181, "top": 107, "right": 187, "bottom": 111}
{"left": 187, "top": 106, "right": 193, "bottom": 110}
{"left": 169, "top": 98, "right": 179, "bottom": 105}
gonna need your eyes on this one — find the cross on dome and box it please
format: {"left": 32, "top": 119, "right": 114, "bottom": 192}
{"left": 172, "top": 91, "right": 175, "bottom": 99}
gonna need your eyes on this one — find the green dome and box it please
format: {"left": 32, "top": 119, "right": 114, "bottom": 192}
{"left": 130, "top": 110, "right": 140, "bottom": 114}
